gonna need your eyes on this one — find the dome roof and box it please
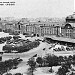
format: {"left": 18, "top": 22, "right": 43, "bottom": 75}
{"left": 64, "top": 24, "right": 73, "bottom": 29}
{"left": 66, "top": 13, "right": 75, "bottom": 19}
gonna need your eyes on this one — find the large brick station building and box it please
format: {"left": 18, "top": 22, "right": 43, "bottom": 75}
{"left": 1, "top": 14, "right": 75, "bottom": 39}
{"left": 61, "top": 13, "right": 75, "bottom": 39}
{"left": 26, "top": 21, "right": 65, "bottom": 37}
{"left": 39, "top": 13, "right": 75, "bottom": 39}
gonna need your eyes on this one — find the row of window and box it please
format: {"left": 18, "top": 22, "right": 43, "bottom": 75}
{"left": 26, "top": 26, "right": 36, "bottom": 32}
{"left": 66, "top": 33, "right": 72, "bottom": 37}
{"left": 25, "top": 25, "right": 74, "bottom": 37}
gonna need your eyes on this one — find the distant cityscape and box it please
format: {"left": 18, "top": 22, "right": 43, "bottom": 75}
{"left": 0, "top": 13, "right": 75, "bottom": 39}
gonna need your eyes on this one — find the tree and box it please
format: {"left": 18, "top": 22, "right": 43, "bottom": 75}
{"left": 73, "top": 55, "right": 75, "bottom": 61}
{"left": 68, "top": 55, "right": 73, "bottom": 61}
{"left": 27, "top": 57, "right": 36, "bottom": 75}
{"left": 44, "top": 54, "right": 58, "bottom": 73}
{"left": 0, "top": 56, "right": 2, "bottom": 61}
{"left": 72, "top": 55, "right": 75, "bottom": 65}
{"left": 57, "top": 67, "right": 66, "bottom": 75}
{"left": 70, "top": 72, "right": 75, "bottom": 75}
{"left": 65, "top": 61, "right": 72, "bottom": 69}
{"left": 58, "top": 56, "right": 64, "bottom": 64}
{"left": 36, "top": 57, "right": 43, "bottom": 67}
{"left": 57, "top": 64, "right": 70, "bottom": 75}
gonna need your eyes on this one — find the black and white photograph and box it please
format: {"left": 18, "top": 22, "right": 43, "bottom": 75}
{"left": 0, "top": 0, "right": 74, "bottom": 75}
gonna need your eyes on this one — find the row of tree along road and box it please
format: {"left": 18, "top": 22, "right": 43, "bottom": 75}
{"left": 0, "top": 57, "right": 23, "bottom": 75}
{"left": 27, "top": 54, "right": 75, "bottom": 75}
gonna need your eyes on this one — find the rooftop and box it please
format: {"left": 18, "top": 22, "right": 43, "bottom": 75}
{"left": 66, "top": 12, "right": 75, "bottom": 19}
{"left": 44, "top": 35, "right": 75, "bottom": 43}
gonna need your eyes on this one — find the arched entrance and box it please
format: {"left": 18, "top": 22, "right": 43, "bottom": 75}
{"left": 64, "top": 24, "right": 73, "bottom": 38}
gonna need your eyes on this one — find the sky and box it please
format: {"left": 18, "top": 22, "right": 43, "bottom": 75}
{"left": 0, "top": 0, "right": 74, "bottom": 18}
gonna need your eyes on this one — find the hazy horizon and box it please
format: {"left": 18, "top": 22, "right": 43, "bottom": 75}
{"left": 0, "top": 0, "right": 74, "bottom": 18}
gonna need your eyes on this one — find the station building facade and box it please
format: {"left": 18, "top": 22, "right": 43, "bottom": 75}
{"left": 0, "top": 13, "right": 75, "bottom": 39}
{"left": 25, "top": 21, "right": 65, "bottom": 36}
{"left": 25, "top": 13, "right": 75, "bottom": 39}
{"left": 61, "top": 13, "right": 75, "bottom": 39}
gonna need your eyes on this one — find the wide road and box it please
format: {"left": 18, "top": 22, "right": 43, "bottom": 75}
{"left": 3, "top": 41, "right": 50, "bottom": 75}
{"left": 2, "top": 41, "right": 49, "bottom": 61}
